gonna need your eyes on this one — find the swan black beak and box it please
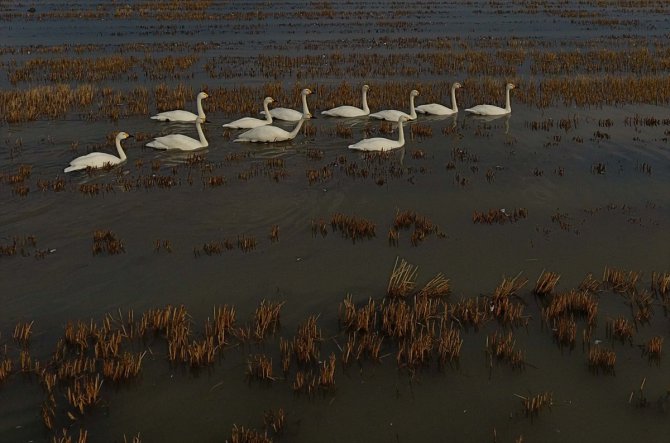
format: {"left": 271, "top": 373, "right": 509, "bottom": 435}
{"left": 127, "top": 134, "right": 135, "bottom": 138}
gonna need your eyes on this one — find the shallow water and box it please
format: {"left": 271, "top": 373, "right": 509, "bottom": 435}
{"left": 2, "top": 1, "right": 670, "bottom": 442}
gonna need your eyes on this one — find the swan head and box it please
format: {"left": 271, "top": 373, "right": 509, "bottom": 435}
{"left": 453, "top": 82, "right": 463, "bottom": 89}
{"left": 506, "top": 83, "right": 516, "bottom": 90}
{"left": 302, "top": 88, "right": 312, "bottom": 95}
{"left": 264, "top": 97, "right": 275, "bottom": 105}
{"left": 397, "top": 115, "right": 409, "bottom": 123}
{"left": 117, "top": 132, "right": 132, "bottom": 140}
{"left": 410, "top": 90, "right": 419, "bottom": 97}
{"left": 362, "top": 84, "right": 370, "bottom": 92}
{"left": 198, "top": 92, "right": 209, "bottom": 99}
{"left": 196, "top": 116, "right": 206, "bottom": 124}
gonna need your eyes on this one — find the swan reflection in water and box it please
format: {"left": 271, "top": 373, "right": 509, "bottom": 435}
{"left": 467, "top": 113, "right": 511, "bottom": 134}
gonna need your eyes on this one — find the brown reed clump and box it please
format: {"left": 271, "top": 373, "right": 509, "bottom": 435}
{"left": 13, "top": 320, "right": 34, "bottom": 347}
{"left": 338, "top": 295, "right": 376, "bottom": 333}
{"left": 543, "top": 290, "right": 598, "bottom": 326}
{"left": 579, "top": 273, "right": 601, "bottom": 293}
{"left": 254, "top": 300, "right": 284, "bottom": 340}
{"left": 486, "top": 331, "right": 525, "bottom": 370}
{"left": 450, "top": 297, "right": 490, "bottom": 331}
{"left": 238, "top": 235, "right": 258, "bottom": 252}
{"left": 417, "top": 273, "right": 451, "bottom": 298}
{"left": 247, "top": 354, "right": 275, "bottom": 381}
{"left": 437, "top": 324, "right": 463, "bottom": 369}
{"left": 269, "top": 225, "right": 279, "bottom": 243}
{"left": 228, "top": 425, "right": 271, "bottom": 443}
{"left": 488, "top": 274, "right": 529, "bottom": 327}
{"left": 318, "top": 353, "right": 337, "bottom": 388}
{"left": 588, "top": 346, "right": 616, "bottom": 375}
{"left": 204, "top": 305, "right": 236, "bottom": 348}
{"left": 606, "top": 316, "right": 634, "bottom": 344}
{"left": 101, "top": 351, "right": 146, "bottom": 381}
{"left": 380, "top": 298, "right": 414, "bottom": 341}
{"left": 51, "top": 428, "right": 89, "bottom": 443}
{"left": 552, "top": 316, "right": 577, "bottom": 349}
{"left": 66, "top": 374, "right": 103, "bottom": 414}
{"left": 396, "top": 329, "right": 433, "bottom": 372}
{"left": 517, "top": 391, "right": 553, "bottom": 421}
{"left": 387, "top": 257, "right": 418, "bottom": 297}
{"left": 292, "top": 315, "right": 322, "bottom": 365}
{"left": 603, "top": 266, "right": 641, "bottom": 294}
{"left": 644, "top": 336, "right": 663, "bottom": 364}
{"left": 264, "top": 408, "right": 285, "bottom": 436}
{"left": 0, "top": 358, "right": 12, "bottom": 384}
{"left": 533, "top": 270, "right": 560, "bottom": 296}
{"left": 92, "top": 230, "right": 125, "bottom": 255}
{"left": 310, "top": 219, "right": 329, "bottom": 237}
{"left": 330, "top": 212, "right": 376, "bottom": 242}
{"left": 472, "top": 208, "right": 528, "bottom": 224}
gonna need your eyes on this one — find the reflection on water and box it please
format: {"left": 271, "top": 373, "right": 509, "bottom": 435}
{"left": 1, "top": 2, "right": 670, "bottom": 442}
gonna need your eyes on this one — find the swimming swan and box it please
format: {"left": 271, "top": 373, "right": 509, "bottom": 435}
{"left": 321, "top": 84, "right": 370, "bottom": 117}
{"left": 64, "top": 132, "right": 132, "bottom": 173}
{"left": 150, "top": 92, "right": 209, "bottom": 122}
{"left": 261, "top": 88, "right": 312, "bottom": 122}
{"left": 465, "top": 83, "right": 515, "bottom": 116}
{"left": 146, "top": 117, "right": 208, "bottom": 151}
{"left": 416, "top": 82, "right": 462, "bottom": 115}
{"left": 234, "top": 116, "right": 308, "bottom": 143}
{"left": 369, "top": 89, "right": 419, "bottom": 121}
{"left": 223, "top": 97, "right": 274, "bottom": 129}
{"left": 348, "top": 115, "right": 408, "bottom": 151}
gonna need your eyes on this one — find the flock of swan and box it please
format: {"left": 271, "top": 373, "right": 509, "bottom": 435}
{"left": 64, "top": 83, "right": 516, "bottom": 172}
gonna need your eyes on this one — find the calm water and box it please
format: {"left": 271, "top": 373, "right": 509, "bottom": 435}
{"left": 1, "top": 1, "right": 670, "bottom": 442}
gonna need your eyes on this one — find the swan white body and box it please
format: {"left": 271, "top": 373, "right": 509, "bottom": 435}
{"left": 415, "top": 82, "right": 462, "bottom": 115}
{"left": 348, "top": 116, "right": 408, "bottom": 151}
{"left": 465, "top": 83, "right": 515, "bottom": 116}
{"left": 260, "top": 88, "right": 312, "bottom": 122}
{"left": 321, "top": 84, "right": 370, "bottom": 117}
{"left": 146, "top": 117, "right": 208, "bottom": 151}
{"left": 369, "top": 89, "right": 419, "bottom": 121}
{"left": 223, "top": 97, "right": 274, "bottom": 128}
{"left": 234, "top": 117, "right": 307, "bottom": 143}
{"left": 65, "top": 132, "right": 131, "bottom": 173}
{"left": 150, "top": 92, "right": 208, "bottom": 122}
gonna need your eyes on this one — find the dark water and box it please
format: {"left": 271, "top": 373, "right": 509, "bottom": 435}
{"left": 1, "top": 1, "right": 670, "bottom": 442}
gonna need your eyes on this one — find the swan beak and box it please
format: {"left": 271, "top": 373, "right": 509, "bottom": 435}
{"left": 127, "top": 134, "right": 135, "bottom": 138}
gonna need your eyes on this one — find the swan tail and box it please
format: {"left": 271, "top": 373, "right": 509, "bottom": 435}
{"left": 64, "top": 164, "right": 85, "bottom": 173}
{"left": 150, "top": 115, "right": 167, "bottom": 121}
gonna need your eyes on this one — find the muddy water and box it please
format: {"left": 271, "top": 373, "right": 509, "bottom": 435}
{"left": 1, "top": 1, "right": 670, "bottom": 442}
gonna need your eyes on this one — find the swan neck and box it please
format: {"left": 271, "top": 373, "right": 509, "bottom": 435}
{"left": 115, "top": 137, "right": 127, "bottom": 161}
{"left": 397, "top": 121, "right": 405, "bottom": 145}
{"left": 451, "top": 86, "right": 458, "bottom": 112}
{"left": 362, "top": 89, "right": 369, "bottom": 113}
{"left": 505, "top": 87, "right": 511, "bottom": 112}
{"left": 290, "top": 119, "right": 305, "bottom": 138}
{"left": 409, "top": 94, "right": 416, "bottom": 119}
{"left": 301, "top": 93, "right": 310, "bottom": 115}
{"left": 197, "top": 95, "right": 205, "bottom": 119}
{"left": 263, "top": 101, "right": 273, "bottom": 123}
{"left": 196, "top": 120, "right": 208, "bottom": 147}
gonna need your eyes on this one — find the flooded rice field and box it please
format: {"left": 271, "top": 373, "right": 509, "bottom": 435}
{"left": 1, "top": 1, "right": 670, "bottom": 442}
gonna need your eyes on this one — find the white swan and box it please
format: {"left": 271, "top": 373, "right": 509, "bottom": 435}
{"left": 234, "top": 116, "right": 307, "bottom": 143}
{"left": 146, "top": 117, "right": 208, "bottom": 151}
{"left": 321, "top": 84, "right": 370, "bottom": 117}
{"left": 465, "top": 83, "right": 515, "bottom": 116}
{"left": 150, "top": 92, "right": 208, "bottom": 122}
{"left": 348, "top": 116, "right": 408, "bottom": 151}
{"left": 369, "top": 89, "right": 419, "bottom": 122}
{"left": 260, "top": 88, "right": 312, "bottom": 122}
{"left": 416, "top": 82, "right": 462, "bottom": 115}
{"left": 223, "top": 97, "right": 274, "bottom": 128}
{"left": 65, "top": 132, "right": 131, "bottom": 173}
